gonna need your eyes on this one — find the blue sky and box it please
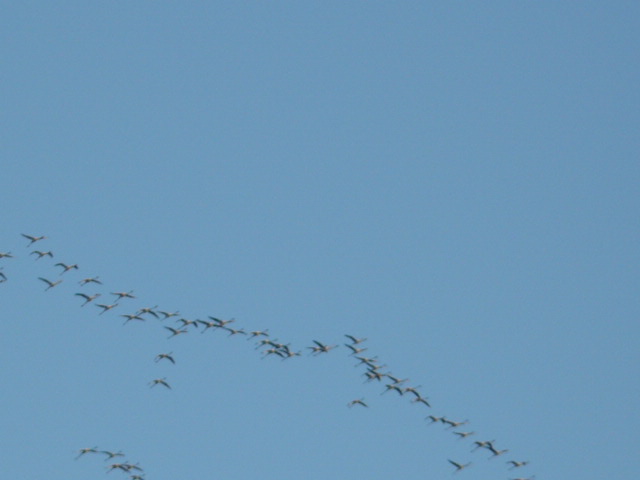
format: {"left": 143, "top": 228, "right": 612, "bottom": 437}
{"left": 1, "top": 2, "right": 638, "bottom": 479}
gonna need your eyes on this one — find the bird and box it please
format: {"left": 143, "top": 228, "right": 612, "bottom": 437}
{"left": 158, "top": 310, "right": 180, "bottom": 319}
{"left": 344, "top": 334, "right": 367, "bottom": 344}
{"left": 55, "top": 262, "right": 79, "bottom": 275}
{"left": 381, "top": 383, "right": 404, "bottom": 396}
{"left": 197, "top": 320, "right": 221, "bottom": 333}
{"left": 101, "top": 450, "right": 125, "bottom": 461}
{"left": 38, "top": 277, "right": 62, "bottom": 290}
{"left": 207, "top": 316, "right": 235, "bottom": 327}
{"left": 79, "top": 276, "right": 102, "bottom": 286}
{"left": 150, "top": 378, "right": 171, "bottom": 389}
{"left": 223, "top": 326, "right": 246, "bottom": 336}
{"left": 76, "top": 446, "right": 100, "bottom": 459}
{"left": 471, "top": 439, "right": 496, "bottom": 451}
{"left": 410, "top": 395, "right": 431, "bottom": 407}
{"left": 21, "top": 233, "right": 46, "bottom": 246}
{"left": 30, "top": 250, "right": 53, "bottom": 260}
{"left": 0, "top": 268, "right": 6, "bottom": 283}
{"left": 247, "top": 329, "right": 269, "bottom": 339}
{"left": 347, "top": 398, "right": 368, "bottom": 408}
{"left": 487, "top": 446, "right": 509, "bottom": 458}
{"left": 442, "top": 418, "right": 469, "bottom": 429}
{"left": 154, "top": 352, "right": 175, "bottom": 364}
{"left": 111, "top": 290, "right": 135, "bottom": 301}
{"left": 426, "top": 415, "right": 445, "bottom": 424}
{"left": 121, "top": 313, "right": 146, "bottom": 325}
{"left": 308, "top": 340, "right": 338, "bottom": 355}
{"left": 75, "top": 292, "right": 101, "bottom": 306}
{"left": 344, "top": 344, "right": 368, "bottom": 355}
{"left": 96, "top": 303, "right": 118, "bottom": 315}
{"left": 137, "top": 306, "right": 159, "bottom": 318}
{"left": 453, "top": 431, "right": 475, "bottom": 439}
{"left": 165, "top": 326, "right": 188, "bottom": 338}
{"left": 0, "top": 252, "right": 13, "bottom": 259}
{"left": 177, "top": 318, "right": 199, "bottom": 329}
{"left": 448, "top": 459, "right": 472, "bottom": 473}
{"left": 507, "top": 460, "right": 530, "bottom": 470}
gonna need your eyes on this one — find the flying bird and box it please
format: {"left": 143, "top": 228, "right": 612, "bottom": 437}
{"left": 165, "top": 326, "right": 188, "bottom": 338}
{"left": 30, "top": 250, "right": 53, "bottom": 259}
{"left": 55, "top": 263, "right": 79, "bottom": 275}
{"left": 76, "top": 446, "right": 100, "bottom": 459}
{"left": 150, "top": 378, "right": 171, "bottom": 389}
{"left": 111, "top": 290, "right": 135, "bottom": 301}
{"left": 38, "top": 277, "right": 62, "bottom": 290}
{"left": 347, "top": 398, "right": 368, "bottom": 408}
{"left": 448, "top": 459, "right": 472, "bottom": 473}
{"left": 507, "top": 460, "right": 530, "bottom": 470}
{"left": 344, "top": 334, "right": 367, "bottom": 344}
{"left": 96, "top": 303, "right": 118, "bottom": 315}
{"left": 154, "top": 353, "right": 175, "bottom": 364}
{"left": 79, "top": 276, "right": 102, "bottom": 286}
{"left": 0, "top": 252, "right": 13, "bottom": 259}
{"left": 21, "top": 233, "right": 46, "bottom": 246}
{"left": 75, "top": 292, "right": 101, "bottom": 306}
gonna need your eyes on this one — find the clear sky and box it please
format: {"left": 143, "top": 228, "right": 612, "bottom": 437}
{"left": 1, "top": 2, "right": 638, "bottom": 479}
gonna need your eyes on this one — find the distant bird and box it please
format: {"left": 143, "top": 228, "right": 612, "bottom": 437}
{"left": 177, "top": 318, "right": 199, "bottom": 329}
{"left": 507, "top": 460, "right": 530, "bottom": 470}
{"left": 0, "top": 252, "right": 13, "bottom": 259}
{"left": 30, "top": 250, "right": 53, "bottom": 260}
{"left": 150, "top": 378, "right": 171, "bottom": 389}
{"left": 75, "top": 292, "right": 101, "bottom": 306}
{"left": 347, "top": 398, "right": 368, "bottom": 408}
{"left": 197, "top": 320, "right": 221, "bottom": 333}
{"left": 354, "top": 356, "right": 379, "bottom": 367}
{"left": 55, "top": 262, "right": 79, "bottom": 275}
{"left": 21, "top": 233, "right": 46, "bottom": 246}
{"left": 471, "top": 439, "right": 496, "bottom": 451}
{"left": 208, "top": 316, "right": 235, "bottom": 327}
{"left": 96, "top": 303, "right": 118, "bottom": 315}
{"left": 308, "top": 340, "right": 338, "bottom": 355}
{"left": 411, "top": 395, "right": 431, "bottom": 407}
{"left": 165, "top": 326, "right": 188, "bottom": 338}
{"left": 137, "top": 306, "right": 159, "bottom": 318}
{"left": 76, "top": 446, "right": 100, "bottom": 459}
{"left": 101, "top": 450, "right": 125, "bottom": 461}
{"left": 111, "top": 290, "right": 135, "bottom": 301}
{"left": 345, "top": 344, "right": 368, "bottom": 355}
{"left": 121, "top": 313, "right": 145, "bottom": 325}
{"left": 383, "top": 374, "right": 409, "bottom": 385}
{"left": 0, "top": 268, "right": 6, "bottom": 283}
{"left": 248, "top": 329, "right": 269, "bottom": 339}
{"left": 345, "top": 334, "right": 367, "bottom": 344}
{"left": 487, "top": 446, "right": 509, "bottom": 458}
{"left": 453, "top": 431, "right": 475, "bottom": 440}
{"left": 448, "top": 459, "right": 472, "bottom": 473}
{"left": 426, "top": 415, "right": 445, "bottom": 424}
{"left": 155, "top": 352, "right": 175, "bottom": 364}
{"left": 403, "top": 385, "right": 423, "bottom": 398}
{"left": 381, "top": 383, "right": 404, "bottom": 396}
{"left": 223, "top": 326, "right": 246, "bottom": 336}
{"left": 442, "top": 418, "right": 469, "bottom": 429}
{"left": 158, "top": 310, "right": 180, "bottom": 319}
{"left": 79, "top": 276, "right": 102, "bottom": 286}
{"left": 38, "top": 277, "right": 62, "bottom": 291}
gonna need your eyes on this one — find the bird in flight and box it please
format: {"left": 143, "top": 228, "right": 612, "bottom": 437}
{"left": 448, "top": 459, "right": 472, "bottom": 472}
{"left": 96, "top": 303, "right": 118, "bottom": 315}
{"left": 76, "top": 446, "right": 100, "bottom": 459}
{"left": 149, "top": 378, "right": 171, "bottom": 389}
{"left": 30, "top": 250, "right": 53, "bottom": 260}
{"left": 38, "top": 277, "right": 62, "bottom": 290}
{"left": 154, "top": 352, "right": 175, "bottom": 364}
{"left": 507, "top": 460, "right": 530, "bottom": 470}
{"left": 345, "top": 334, "right": 367, "bottom": 344}
{"left": 347, "top": 398, "right": 368, "bottom": 408}
{"left": 111, "top": 290, "right": 135, "bottom": 301}
{"left": 165, "top": 326, "right": 188, "bottom": 338}
{"left": 55, "top": 263, "right": 79, "bottom": 275}
{"left": 21, "top": 233, "right": 46, "bottom": 246}
{"left": 308, "top": 340, "right": 338, "bottom": 355}
{"left": 75, "top": 292, "right": 101, "bottom": 306}
{"left": 101, "top": 450, "right": 125, "bottom": 461}
{"left": 0, "top": 268, "right": 6, "bottom": 283}
{"left": 79, "top": 276, "right": 102, "bottom": 286}
{"left": 121, "top": 313, "right": 146, "bottom": 325}
{"left": 0, "top": 252, "right": 13, "bottom": 259}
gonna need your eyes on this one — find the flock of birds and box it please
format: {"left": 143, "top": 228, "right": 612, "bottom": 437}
{"left": 2, "top": 233, "right": 536, "bottom": 480}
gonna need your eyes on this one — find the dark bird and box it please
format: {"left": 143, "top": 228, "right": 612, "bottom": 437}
{"left": 79, "top": 276, "right": 102, "bottom": 286}
{"left": 21, "top": 233, "right": 46, "bottom": 246}
{"left": 0, "top": 252, "right": 13, "bottom": 259}
{"left": 38, "top": 277, "right": 62, "bottom": 290}
{"left": 0, "top": 268, "right": 6, "bottom": 283}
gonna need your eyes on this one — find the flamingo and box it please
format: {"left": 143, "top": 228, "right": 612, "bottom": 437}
{"left": 0, "top": 268, "right": 6, "bottom": 283}
{"left": 165, "top": 326, "right": 188, "bottom": 338}
{"left": 30, "top": 250, "right": 53, "bottom": 260}
{"left": 79, "top": 276, "right": 102, "bottom": 286}
{"left": 149, "top": 378, "right": 171, "bottom": 389}
{"left": 96, "top": 303, "right": 118, "bottom": 315}
{"left": 38, "top": 277, "right": 62, "bottom": 291}
{"left": 347, "top": 398, "right": 368, "bottom": 408}
{"left": 121, "top": 314, "right": 145, "bottom": 325}
{"left": 344, "top": 334, "right": 367, "bottom": 344}
{"left": 76, "top": 446, "right": 100, "bottom": 459}
{"left": 55, "top": 262, "right": 79, "bottom": 275}
{"left": 75, "top": 292, "right": 101, "bottom": 306}
{"left": 0, "top": 252, "right": 13, "bottom": 259}
{"left": 21, "top": 233, "right": 46, "bottom": 246}
{"left": 155, "top": 353, "right": 175, "bottom": 364}
{"left": 448, "top": 459, "right": 472, "bottom": 473}
{"left": 111, "top": 290, "right": 135, "bottom": 301}
{"left": 507, "top": 460, "right": 530, "bottom": 470}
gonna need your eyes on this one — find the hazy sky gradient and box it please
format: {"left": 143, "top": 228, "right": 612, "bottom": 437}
{"left": 1, "top": 2, "right": 638, "bottom": 479}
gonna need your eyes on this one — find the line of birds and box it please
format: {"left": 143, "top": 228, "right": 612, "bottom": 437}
{"left": 2, "top": 233, "right": 536, "bottom": 479}
{"left": 75, "top": 446, "right": 144, "bottom": 478}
